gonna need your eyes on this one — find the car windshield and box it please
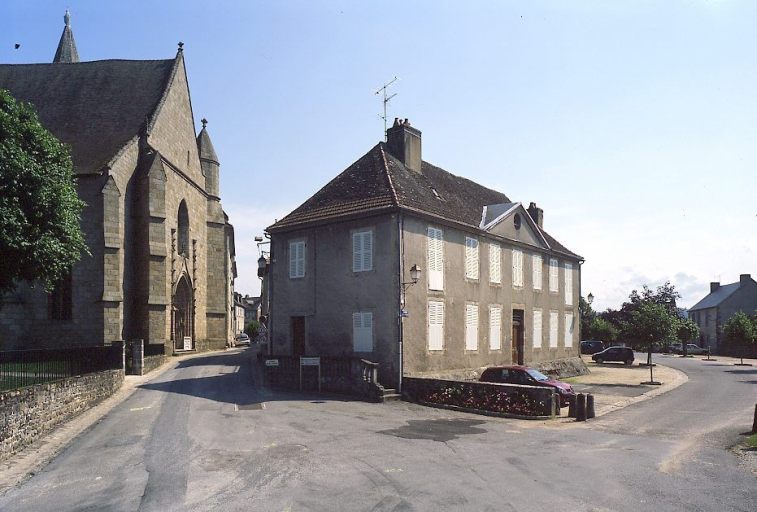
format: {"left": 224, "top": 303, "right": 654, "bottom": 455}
{"left": 526, "top": 369, "right": 549, "bottom": 381}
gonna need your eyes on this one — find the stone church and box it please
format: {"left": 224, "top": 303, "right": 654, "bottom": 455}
{"left": 0, "top": 12, "right": 237, "bottom": 353}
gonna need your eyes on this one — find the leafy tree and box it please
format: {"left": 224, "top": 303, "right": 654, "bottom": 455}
{"left": 722, "top": 312, "right": 755, "bottom": 365}
{"left": 623, "top": 302, "right": 676, "bottom": 381}
{"left": 676, "top": 318, "right": 700, "bottom": 356}
{"left": 0, "top": 89, "right": 87, "bottom": 295}
{"left": 245, "top": 320, "right": 260, "bottom": 339}
{"left": 590, "top": 317, "right": 619, "bottom": 344}
{"left": 579, "top": 295, "right": 596, "bottom": 339}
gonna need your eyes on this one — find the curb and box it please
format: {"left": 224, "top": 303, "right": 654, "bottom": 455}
{"left": 592, "top": 363, "right": 688, "bottom": 418}
{"left": 0, "top": 347, "right": 233, "bottom": 494}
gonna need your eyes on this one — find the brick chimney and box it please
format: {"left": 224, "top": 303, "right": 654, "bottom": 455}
{"left": 740, "top": 274, "right": 752, "bottom": 285}
{"left": 386, "top": 118, "right": 422, "bottom": 173}
{"left": 710, "top": 282, "right": 720, "bottom": 293}
{"left": 527, "top": 202, "right": 544, "bottom": 228}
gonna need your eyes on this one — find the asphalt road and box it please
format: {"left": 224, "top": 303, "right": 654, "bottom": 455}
{"left": 0, "top": 349, "right": 755, "bottom": 512}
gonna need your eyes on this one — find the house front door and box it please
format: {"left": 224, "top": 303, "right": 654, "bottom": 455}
{"left": 291, "top": 316, "right": 306, "bottom": 356}
{"left": 512, "top": 309, "right": 524, "bottom": 365}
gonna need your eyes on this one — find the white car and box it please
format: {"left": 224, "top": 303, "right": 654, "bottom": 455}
{"left": 235, "top": 333, "right": 250, "bottom": 346}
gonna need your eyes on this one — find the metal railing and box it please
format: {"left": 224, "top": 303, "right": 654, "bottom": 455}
{"left": 0, "top": 345, "right": 122, "bottom": 392}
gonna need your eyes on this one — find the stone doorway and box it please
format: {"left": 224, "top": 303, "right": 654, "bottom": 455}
{"left": 173, "top": 275, "right": 193, "bottom": 350}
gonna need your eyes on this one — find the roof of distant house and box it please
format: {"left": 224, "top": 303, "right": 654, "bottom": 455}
{"left": 689, "top": 282, "right": 741, "bottom": 311}
{"left": 0, "top": 58, "right": 177, "bottom": 174}
{"left": 268, "top": 142, "right": 580, "bottom": 259}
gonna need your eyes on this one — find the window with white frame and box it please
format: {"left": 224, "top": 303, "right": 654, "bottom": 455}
{"left": 465, "top": 237, "right": 479, "bottom": 280}
{"left": 564, "top": 262, "right": 573, "bottom": 305}
{"left": 564, "top": 312, "right": 574, "bottom": 347}
{"left": 352, "top": 229, "right": 373, "bottom": 272}
{"left": 533, "top": 309, "right": 542, "bottom": 348}
{"left": 549, "top": 258, "right": 559, "bottom": 292}
{"left": 512, "top": 249, "right": 523, "bottom": 288}
{"left": 428, "top": 301, "right": 444, "bottom": 351}
{"left": 465, "top": 304, "right": 479, "bottom": 351}
{"left": 549, "top": 310, "right": 559, "bottom": 348}
{"left": 289, "top": 240, "right": 305, "bottom": 278}
{"left": 352, "top": 312, "right": 373, "bottom": 352}
{"left": 532, "top": 254, "right": 542, "bottom": 290}
{"left": 489, "top": 242, "right": 501, "bottom": 284}
{"left": 427, "top": 227, "right": 444, "bottom": 290}
{"left": 489, "top": 305, "right": 502, "bottom": 350}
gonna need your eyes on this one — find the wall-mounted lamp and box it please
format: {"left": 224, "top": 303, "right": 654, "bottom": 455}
{"left": 402, "top": 264, "right": 422, "bottom": 293}
{"left": 587, "top": 292, "right": 594, "bottom": 305}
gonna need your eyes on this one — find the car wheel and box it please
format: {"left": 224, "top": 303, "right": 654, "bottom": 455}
{"left": 595, "top": 357, "right": 603, "bottom": 364}
{"left": 624, "top": 359, "right": 633, "bottom": 366}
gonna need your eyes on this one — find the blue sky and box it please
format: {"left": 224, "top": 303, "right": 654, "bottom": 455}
{"left": 4, "top": 1, "right": 755, "bottom": 311}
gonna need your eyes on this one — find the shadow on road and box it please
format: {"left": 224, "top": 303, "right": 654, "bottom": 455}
{"left": 138, "top": 349, "right": 362, "bottom": 406}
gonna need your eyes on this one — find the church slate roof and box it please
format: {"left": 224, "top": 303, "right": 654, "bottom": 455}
{"left": 197, "top": 126, "right": 219, "bottom": 164}
{"left": 269, "top": 142, "right": 581, "bottom": 259}
{"left": 53, "top": 24, "right": 79, "bottom": 63}
{"left": 0, "top": 58, "right": 176, "bottom": 174}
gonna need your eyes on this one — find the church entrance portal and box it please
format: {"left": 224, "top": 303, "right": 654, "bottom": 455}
{"left": 173, "top": 275, "right": 193, "bottom": 350}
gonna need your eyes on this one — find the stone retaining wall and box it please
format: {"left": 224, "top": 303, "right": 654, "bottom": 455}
{"left": 409, "top": 356, "right": 589, "bottom": 382}
{"left": 0, "top": 369, "right": 124, "bottom": 462}
{"left": 143, "top": 355, "right": 166, "bottom": 375}
{"left": 402, "top": 377, "right": 558, "bottom": 417}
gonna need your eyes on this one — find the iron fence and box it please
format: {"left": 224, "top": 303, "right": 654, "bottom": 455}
{"left": 0, "top": 345, "right": 122, "bottom": 392}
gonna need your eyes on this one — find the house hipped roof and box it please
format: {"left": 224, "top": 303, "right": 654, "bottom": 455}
{"left": 689, "top": 283, "right": 740, "bottom": 311}
{"left": 0, "top": 58, "right": 176, "bottom": 174}
{"left": 268, "top": 142, "right": 581, "bottom": 259}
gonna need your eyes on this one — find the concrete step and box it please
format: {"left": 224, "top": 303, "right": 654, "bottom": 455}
{"left": 381, "top": 393, "right": 402, "bottom": 402}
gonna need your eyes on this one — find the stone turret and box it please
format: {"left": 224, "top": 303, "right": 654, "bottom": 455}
{"left": 196, "top": 118, "right": 220, "bottom": 199}
{"left": 53, "top": 10, "right": 79, "bottom": 63}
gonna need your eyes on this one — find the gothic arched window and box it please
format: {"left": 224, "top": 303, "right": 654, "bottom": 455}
{"left": 178, "top": 200, "right": 189, "bottom": 256}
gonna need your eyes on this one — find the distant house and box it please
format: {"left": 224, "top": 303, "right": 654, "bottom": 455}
{"left": 242, "top": 296, "right": 262, "bottom": 326}
{"left": 688, "top": 274, "right": 757, "bottom": 352}
{"left": 266, "top": 118, "right": 583, "bottom": 389}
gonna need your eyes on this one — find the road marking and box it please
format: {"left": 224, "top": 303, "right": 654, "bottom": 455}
{"left": 95, "top": 476, "right": 102, "bottom": 481}
{"left": 384, "top": 468, "right": 403, "bottom": 473}
{"left": 129, "top": 406, "right": 152, "bottom": 412}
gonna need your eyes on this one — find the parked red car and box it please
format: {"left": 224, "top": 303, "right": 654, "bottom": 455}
{"left": 479, "top": 365, "right": 576, "bottom": 407}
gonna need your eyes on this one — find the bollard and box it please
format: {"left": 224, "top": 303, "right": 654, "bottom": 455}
{"left": 586, "top": 394, "right": 595, "bottom": 419}
{"left": 568, "top": 396, "right": 577, "bottom": 418}
{"left": 576, "top": 393, "right": 587, "bottom": 422}
{"left": 753, "top": 404, "right": 757, "bottom": 434}
{"left": 553, "top": 392, "right": 561, "bottom": 417}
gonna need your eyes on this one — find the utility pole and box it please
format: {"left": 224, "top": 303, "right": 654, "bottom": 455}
{"left": 375, "top": 76, "right": 398, "bottom": 140}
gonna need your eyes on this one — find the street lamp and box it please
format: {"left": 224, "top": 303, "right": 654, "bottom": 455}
{"left": 402, "top": 264, "right": 422, "bottom": 292}
{"left": 587, "top": 292, "right": 594, "bottom": 305}
{"left": 257, "top": 255, "right": 268, "bottom": 278}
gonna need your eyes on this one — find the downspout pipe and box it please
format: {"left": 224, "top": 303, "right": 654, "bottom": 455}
{"left": 397, "top": 213, "right": 404, "bottom": 394}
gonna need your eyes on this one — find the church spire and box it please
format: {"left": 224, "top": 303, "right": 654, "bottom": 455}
{"left": 53, "top": 10, "right": 80, "bottom": 63}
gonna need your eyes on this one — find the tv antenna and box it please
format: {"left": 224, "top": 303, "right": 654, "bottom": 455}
{"left": 375, "top": 76, "right": 399, "bottom": 140}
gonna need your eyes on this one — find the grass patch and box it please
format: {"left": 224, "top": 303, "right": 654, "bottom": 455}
{"left": 746, "top": 433, "right": 757, "bottom": 449}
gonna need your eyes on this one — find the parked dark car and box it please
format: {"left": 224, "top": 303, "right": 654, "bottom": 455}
{"left": 591, "top": 346, "right": 635, "bottom": 365}
{"left": 479, "top": 365, "right": 576, "bottom": 407}
{"left": 580, "top": 340, "right": 605, "bottom": 355}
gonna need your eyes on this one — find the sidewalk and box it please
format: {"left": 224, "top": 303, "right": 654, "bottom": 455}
{"left": 561, "top": 356, "right": 688, "bottom": 419}
{"left": 0, "top": 348, "right": 234, "bottom": 494}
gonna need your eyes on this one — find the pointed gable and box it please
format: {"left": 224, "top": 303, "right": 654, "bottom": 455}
{"left": 0, "top": 59, "right": 176, "bottom": 174}
{"left": 481, "top": 202, "right": 550, "bottom": 250}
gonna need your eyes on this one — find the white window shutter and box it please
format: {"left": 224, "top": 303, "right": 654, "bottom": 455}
{"left": 489, "top": 243, "right": 501, "bottom": 284}
{"left": 353, "top": 312, "right": 373, "bottom": 352}
{"left": 532, "top": 254, "right": 542, "bottom": 290}
{"left": 465, "top": 237, "right": 479, "bottom": 280}
{"left": 465, "top": 304, "right": 479, "bottom": 350}
{"left": 549, "top": 258, "right": 559, "bottom": 292}
{"left": 289, "top": 241, "right": 305, "bottom": 278}
{"left": 533, "top": 309, "right": 542, "bottom": 348}
{"left": 363, "top": 231, "right": 373, "bottom": 271}
{"left": 352, "top": 233, "right": 362, "bottom": 272}
{"left": 297, "top": 242, "right": 305, "bottom": 277}
{"left": 428, "top": 301, "right": 444, "bottom": 351}
{"left": 549, "top": 310, "right": 559, "bottom": 348}
{"left": 489, "top": 306, "right": 502, "bottom": 350}
{"left": 512, "top": 249, "right": 523, "bottom": 288}
{"left": 289, "top": 242, "right": 297, "bottom": 278}
{"left": 564, "top": 262, "right": 573, "bottom": 305}
{"left": 564, "top": 312, "right": 574, "bottom": 347}
{"left": 428, "top": 227, "right": 444, "bottom": 290}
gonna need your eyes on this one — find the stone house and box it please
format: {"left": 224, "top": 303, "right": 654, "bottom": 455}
{"left": 688, "top": 274, "right": 757, "bottom": 352}
{"left": 0, "top": 13, "right": 236, "bottom": 352}
{"left": 267, "top": 118, "right": 583, "bottom": 388}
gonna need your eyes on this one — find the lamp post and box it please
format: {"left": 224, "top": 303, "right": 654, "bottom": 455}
{"left": 398, "top": 264, "right": 421, "bottom": 394}
{"left": 587, "top": 292, "right": 594, "bottom": 305}
{"left": 255, "top": 235, "right": 271, "bottom": 355}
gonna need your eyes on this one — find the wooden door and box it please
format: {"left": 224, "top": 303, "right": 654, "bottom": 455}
{"left": 291, "top": 316, "right": 306, "bottom": 356}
